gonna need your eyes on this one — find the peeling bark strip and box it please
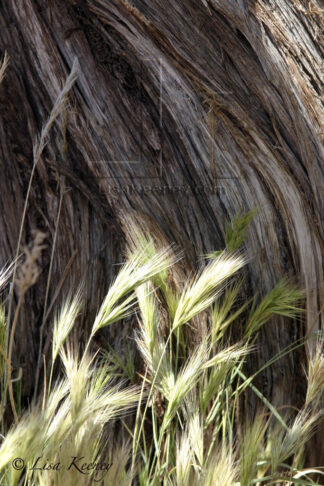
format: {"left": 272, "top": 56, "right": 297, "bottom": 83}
{"left": 0, "top": 0, "right": 323, "bottom": 455}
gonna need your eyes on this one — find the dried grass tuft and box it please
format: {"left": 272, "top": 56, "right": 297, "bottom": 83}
{"left": 15, "top": 230, "right": 47, "bottom": 297}
{"left": 0, "top": 218, "right": 322, "bottom": 485}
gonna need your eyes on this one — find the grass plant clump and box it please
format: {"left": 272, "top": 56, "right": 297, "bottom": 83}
{"left": 0, "top": 212, "right": 323, "bottom": 485}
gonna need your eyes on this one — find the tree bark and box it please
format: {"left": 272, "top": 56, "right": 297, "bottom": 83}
{"left": 0, "top": 0, "right": 323, "bottom": 460}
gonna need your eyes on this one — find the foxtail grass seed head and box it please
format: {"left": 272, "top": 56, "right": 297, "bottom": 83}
{"left": 136, "top": 282, "right": 157, "bottom": 356}
{"left": 245, "top": 278, "right": 304, "bottom": 337}
{"left": 0, "top": 262, "right": 15, "bottom": 292}
{"left": 207, "top": 208, "right": 257, "bottom": 257}
{"left": 172, "top": 253, "right": 245, "bottom": 330}
{"left": 305, "top": 337, "right": 324, "bottom": 406}
{"left": 1, "top": 224, "right": 318, "bottom": 486}
{"left": 52, "top": 289, "right": 82, "bottom": 363}
{"left": 176, "top": 429, "right": 195, "bottom": 486}
{"left": 91, "top": 243, "right": 175, "bottom": 334}
{"left": 240, "top": 414, "right": 268, "bottom": 486}
{"left": 268, "top": 409, "right": 319, "bottom": 472}
{"left": 203, "top": 445, "right": 237, "bottom": 486}
{"left": 187, "top": 410, "right": 204, "bottom": 467}
{"left": 161, "top": 342, "right": 207, "bottom": 431}
{"left": 211, "top": 280, "right": 248, "bottom": 344}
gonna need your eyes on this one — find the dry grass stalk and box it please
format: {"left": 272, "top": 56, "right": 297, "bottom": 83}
{"left": 0, "top": 221, "right": 322, "bottom": 485}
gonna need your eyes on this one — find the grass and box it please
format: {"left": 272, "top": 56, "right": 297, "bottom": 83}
{"left": 0, "top": 53, "right": 323, "bottom": 485}
{"left": 0, "top": 220, "right": 323, "bottom": 485}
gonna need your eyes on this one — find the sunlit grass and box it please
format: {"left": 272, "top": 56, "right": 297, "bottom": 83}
{"left": 0, "top": 215, "right": 323, "bottom": 485}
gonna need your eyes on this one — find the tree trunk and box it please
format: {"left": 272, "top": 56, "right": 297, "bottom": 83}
{"left": 0, "top": 0, "right": 323, "bottom": 460}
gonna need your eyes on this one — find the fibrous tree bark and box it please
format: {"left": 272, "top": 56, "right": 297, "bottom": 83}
{"left": 0, "top": 0, "right": 323, "bottom": 460}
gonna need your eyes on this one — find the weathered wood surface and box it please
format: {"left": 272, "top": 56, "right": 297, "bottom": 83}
{"left": 0, "top": 0, "right": 323, "bottom": 457}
